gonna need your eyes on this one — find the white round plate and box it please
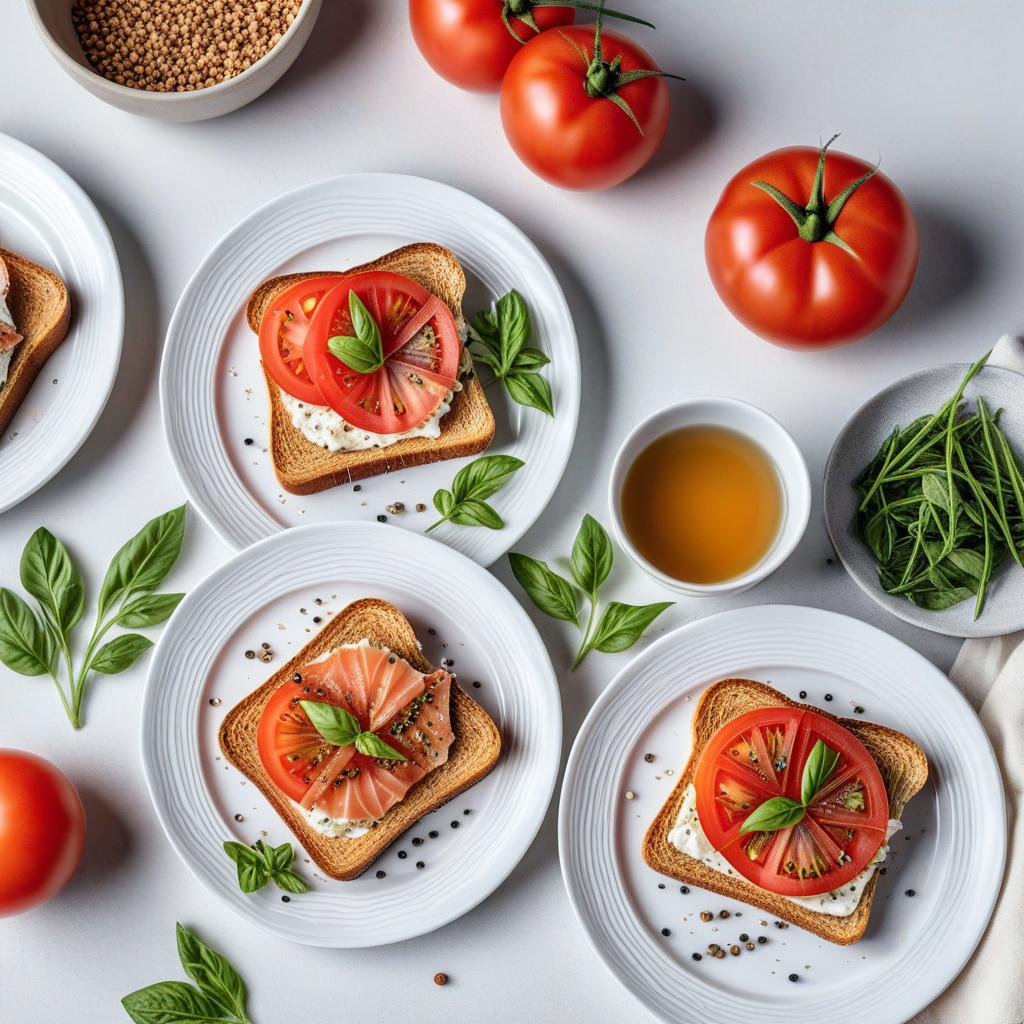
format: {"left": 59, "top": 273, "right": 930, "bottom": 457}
{"left": 559, "top": 605, "right": 1005, "bottom": 1024}
{"left": 141, "top": 522, "right": 561, "bottom": 947}
{"left": 160, "top": 173, "right": 580, "bottom": 565}
{"left": 0, "top": 133, "right": 123, "bottom": 512}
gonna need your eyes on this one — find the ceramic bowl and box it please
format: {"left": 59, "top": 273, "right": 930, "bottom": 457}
{"left": 25, "top": 0, "right": 322, "bottom": 121}
{"left": 608, "top": 397, "right": 811, "bottom": 597}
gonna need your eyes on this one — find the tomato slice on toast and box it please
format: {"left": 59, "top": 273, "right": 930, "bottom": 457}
{"left": 303, "top": 271, "right": 462, "bottom": 435}
{"left": 694, "top": 706, "right": 889, "bottom": 898}
{"left": 258, "top": 275, "right": 343, "bottom": 404}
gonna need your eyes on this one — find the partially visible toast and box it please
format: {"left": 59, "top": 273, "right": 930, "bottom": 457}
{"left": 642, "top": 678, "right": 928, "bottom": 944}
{"left": 0, "top": 248, "right": 71, "bottom": 436}
{"left": 218, "top": 598, "right": 502, "bottom": 881}
{"left": 248, "top": 243, "right": 495, "bottom": 494}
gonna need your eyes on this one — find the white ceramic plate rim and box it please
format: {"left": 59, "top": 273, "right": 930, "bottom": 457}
{"left": 0, "top": 132, "right": 123, "bottom": 512}
{"left": 558, "top": 604, "right": 1006, "bottom": 1024}
{"left": 140, "top": 521, "right": 562, "bottom": 946}
{"left": 159, "top": 171, "right": 580, "bottom": 565}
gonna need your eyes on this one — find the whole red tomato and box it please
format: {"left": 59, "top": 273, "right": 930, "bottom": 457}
{"left": 0, "top": 750, "right": 85, "bottom": 916}
{"left": 705, "top": 136, "right": 919, "bottom": 348}
{"left": 409, "top": 0, "right": 575, "bottom": 92}
{"left": 500, "top": 20, "right": 674, "bottom": 190}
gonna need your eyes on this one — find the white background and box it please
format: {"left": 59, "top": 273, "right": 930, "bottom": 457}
{"left": 1, "top": 2, "right": 1018, "bottom": 1021}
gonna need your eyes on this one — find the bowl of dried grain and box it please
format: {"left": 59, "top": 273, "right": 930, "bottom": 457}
{"left": 27, "top": 0, "right": 322, "bottom": 121}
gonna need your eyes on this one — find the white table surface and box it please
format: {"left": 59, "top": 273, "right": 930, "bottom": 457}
{"left": 1, "top": 2, "right": 1018, "bottom": 1021}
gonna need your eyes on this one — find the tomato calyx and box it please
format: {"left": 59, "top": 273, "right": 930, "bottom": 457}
{"left": 501, "top": 0, "right": 655, "bottom": 44}
{"left": 751, "top": 133, "right": 880, "bottom": 253}
{"left": 560, "top": 7, "right": 683, "bottom": 134}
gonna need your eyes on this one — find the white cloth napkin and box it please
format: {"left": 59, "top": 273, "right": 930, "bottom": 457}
{"left": 913, "top": 334, "right": 1024, "bottom": 1024}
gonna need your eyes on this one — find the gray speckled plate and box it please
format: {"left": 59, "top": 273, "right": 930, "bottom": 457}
{"left": 825, "top": 361, "right": 1024, "bottom": 638}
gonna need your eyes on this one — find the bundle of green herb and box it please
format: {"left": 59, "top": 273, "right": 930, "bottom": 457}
{"left": 856, "top": 353, "right": 1024, "bottom": 619}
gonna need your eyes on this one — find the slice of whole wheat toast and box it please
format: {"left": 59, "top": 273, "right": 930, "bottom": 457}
{"left": 642, "top": 678, "right": 928, "bottom": 944}
{"left": 219, "top": 598, "right": 501, "bottom": 880}
{"left": 248, "top": 243, "right": 495, "bottom": 494}
{"left": 0, "top": 248, "right": 71, "bottom": 436}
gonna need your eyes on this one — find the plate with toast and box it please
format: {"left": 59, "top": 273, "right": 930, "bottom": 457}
{"left": 559, "top": 605, "right": 1004, "bottom": 1024}
{"left": 160, "top": 172, "right": 579, "bottom": 564}
{"left": 0, "top": 133, "right": 122, "bottom": 512}
{"left": 141, "top": 521, "right": 561, "bottom": 946}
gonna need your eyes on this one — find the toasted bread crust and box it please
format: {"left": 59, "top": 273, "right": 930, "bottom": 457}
{"left": 0, "top": 249, "right": 71, "bottom": 436}
{"left": 218, "top": 598, "right": 502, "bottom": 880}
{"left": 249, "top": 243, "right": 495, "bottom": 493}
{"left": 642, "top": 678, "right": 929, "bottom": 944}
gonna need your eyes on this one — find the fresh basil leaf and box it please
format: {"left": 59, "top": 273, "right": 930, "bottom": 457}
{"left": 946, "top": 548, "right": 987, "bottom": 581}
{"left": 508, "top": 553, "right": 579, "bottom": 625}
{"left": 504, "top": 371, "right": 554, "bottom": 416}
{"left": 20, "top": 527, "right": 84, "bottom": 636}
{"left": 327, "top": 290, "right": 384, "bottom": 373}
{"left": 175, "top": 923, "right": 248, "bottom": 1021}
{"left": 589, "top": 601, "right": 672, "bottom": 654}
{"left": 354, "top": 731, "right": 408, "bottom": 761}
{"left": 449, "top": 499, "right": 503, "bottom": 530}
{"left": 451, "top": 454, "right": 525, "bottom": 504}
{"left": 495, "top": 289, "right": 530, "bottom": 374}
{"left": 467, "top": 344, "right": 501, "bottom": 372}
{"left": 511, "top": 346, "right": 550, "bottom": 371}
{"left": 121, "top": 980, "right": 227, "bottom": 1024}
{"left": 570, "top": 514, "right": 613, "bottom": 596}
{"left": 740, "top": 796, "right": 805, "bottom": 834}
{"left": 272, "top": 870, "right": 309, "bottom": 894}
{"left": 98, "top": 505, "right": 187, "bottom": 619}
{"left": 432, "top": 488, "right": 455, "bottom": 518}
{"left": 470, "top": 308, "right": 501, "bottom": 355}
{"left": 0, "top": 588, "right": 53, "bottom": 676}
{"left": 265, "top": 842, "right": 294, "bottom": 875}
{"left": 300, "top": 700, "right": 361, "bottom": 746}
{"left": 117, "top": 593, "right": 185, "bottom": 629}
{"left": 800, "top": 739, "right": 841, "bottom": 806}
{"left": 90, "top": 633, "right": 152, "bottom": 675}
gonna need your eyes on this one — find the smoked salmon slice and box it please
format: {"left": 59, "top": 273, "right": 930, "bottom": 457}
{"left": 262, "top": 641, "right": 455, "bottom": 826}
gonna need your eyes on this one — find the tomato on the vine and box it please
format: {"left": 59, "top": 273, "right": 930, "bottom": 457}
{"left": 409, "top": 0, "right": 655, "bottom": 93}
{"left": 705, "top": 136, "right": 919, "bottom": 348}
{"left": 500, "top": 15, "right": 678, "bottom": 190}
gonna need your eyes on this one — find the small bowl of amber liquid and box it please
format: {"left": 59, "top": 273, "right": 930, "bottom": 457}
{"left": 609, "top": 398, "right": 811, "bottom": 596}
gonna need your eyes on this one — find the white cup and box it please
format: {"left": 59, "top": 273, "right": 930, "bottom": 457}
{"left": 608, "top": 397, "right": 811, "bottom": 596}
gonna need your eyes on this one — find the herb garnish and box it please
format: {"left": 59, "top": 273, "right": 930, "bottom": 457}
{"left": 739, "top": 739, "right": 840, "bottom": 835}
{"left": 223, "top": 840, "right": 308, "bottom": 895}
{"left": 300, "top": 699, "right": 408, "bottom": 761}
{"left": 0, "top": 506, "right": 186, "bottom": 729}
{"left": 327, "top": 290, "right": 384, "bottom": 374}
{"left": 469, "top": 289, "right": 554, "bottom": 416}
{"left": 509, "top": 514, "right": 672, "bottom": 669}
{"left": 122, "top": 923, "right": 253, "bottom": 1024}
{"left": 427, "top": 454, "right": 525, "bottom": 533}
{"left": 855, "top": 352, "right": 1024, "bottom": 619}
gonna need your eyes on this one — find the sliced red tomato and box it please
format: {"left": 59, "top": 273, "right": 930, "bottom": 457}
{"left": 304, "top": 271, "right": 462, "bottom": 435}
{"left": 258, "top": 275, "right": 343, "bottom": 404}
{"left": 694, "top": 706, "right": 889, "bottom": 898}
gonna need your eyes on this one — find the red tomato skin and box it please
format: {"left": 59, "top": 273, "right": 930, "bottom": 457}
{"left": 410, "top": 0, "right": 575, "bottom": 92}
{"left": 0, "top": 750, "right": 85, "bottom": 916}
{"left": 500, "top": 26, "right": 670, "bottom": 190}
{"left": 705, "top": 146, "right": 919, "bottom": 348}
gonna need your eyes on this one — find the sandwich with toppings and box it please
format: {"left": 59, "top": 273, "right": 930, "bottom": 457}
{"left": 248, "top": 243, "right": 495, "bottom": 493}
{"left": 643, "top": 679, "right": 928, "bottom": 943}
{"left": 0, "top": 248, "right": 71, "bottom": 436}
{"left": 219, "top": 598, "right": 501, "bottom": 880}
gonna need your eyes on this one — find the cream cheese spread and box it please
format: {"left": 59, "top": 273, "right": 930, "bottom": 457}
{"left": 667, "top": 783, "right": 901, "bottom": 917}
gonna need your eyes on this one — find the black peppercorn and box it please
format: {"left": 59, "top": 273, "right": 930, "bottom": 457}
{"left": 661, "top": 928, "right": 671, "bottom": 936}
{"left": 824, "top": 693, "right": 834, "bottom": 701}
{"left": 377, "top": 514, "right": 387, "bottom": 523}
{"left": 376, "top": 870, "right": 386, "bottom": 879}
{"left": 788, "top": 973, "right": 799, "bottom": 982}
{"left": 798, "top": 690, "right": 807, "bottom": 699}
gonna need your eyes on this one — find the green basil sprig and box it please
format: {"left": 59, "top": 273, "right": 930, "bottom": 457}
{"left": 740, "top": 739, "right": 841, "bottom": 835}
{"left": 327, "top": 290, "right": 384, "bottom": 374}
{"left": 223, "top": 839, "right": 309, "bottom": 895}
{"left": 0, "top": 506, "right": 186, "bottom": 729}
{"left": 509, "top": 514, "right": 672, "bottom": 670}
{"left": 469, "top": 289, "right": 554, "bottom": 416}
{"left": 427, "top": 454, "right": 525, "bottom": 533}
{"left": 122, "top": 923, "right": 253, "bottom": 1024}
{"left": 300, "top": 699, "right": 407, "bottom": 761}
